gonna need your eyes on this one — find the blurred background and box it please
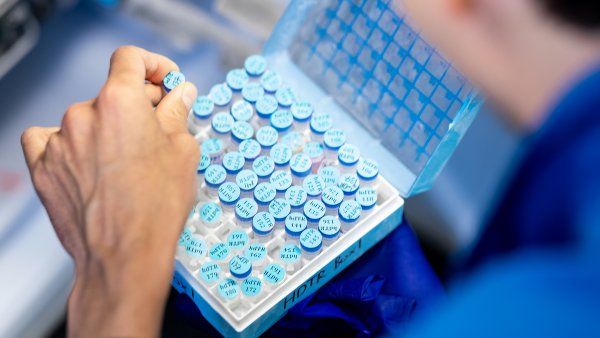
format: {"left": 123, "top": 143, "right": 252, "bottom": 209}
{"left": 0, "top": 0, "right": 521, "bottom": 336}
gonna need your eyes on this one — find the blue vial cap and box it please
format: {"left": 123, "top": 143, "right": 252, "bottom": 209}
{"left": 226, "top": 68, "right": 249, "bottom": 91}
{"left": 252, "top": 156, "right": 275, "bottom": 179}
{"left": 199, "top": 262, "right": 221, "bottom": 284}
{"left": 236, "top": 170, "right": 258, "bottom": 192}
{"left": 269, "top": 198, "right": 291, "bottom": 222}
{"left": 192, "top": 96, "right": 214, "bottom": 119}
{"left": 357, "top": 158, "right": 379, "bottom": 181}
{"left": 178, "top": 228, "right": 192, "bottom": 246}
{"left": 185, "top": 234, "right": 207, "bottom": 258}
{"left": 245, "top": 243, "right": 267, "bottom": 263}
{"left": 275, "top": 86, "right": 296, "bottom": 107}
{"left": 290, "top": 153, "right": 312, "bottom": 177}
{"left": 338, "top": 144, "right": 361, "bottom": 166}
{"left": 300, "top": 228, "right": 323, "bottom": 253}
{"left": 303, "top": 199, "right": 326, "bottom": 223}
{"left": 270, "top": 109, "right": 294, "bottom": 132}
{"left": 163, "top": 71, "right": 185, "bottom": 92}
{"left": 223, "top": 152, "right": 245, "bottom": 175}
{"left": 280, "top": 244, "right": 301, "bottom": 264}
{"left": 355, "top": 187, "right": 378, "bottom": 210}
{"left": 285, "top": 186, "right": 308, "bottom": 208}
{"left": 204, "top": 164, "right": 227, "bottom": 188}
{"left": 230, "top": 100, "right": 254, "bottom": 122}
{"left": 256, "top": 126, "right": 279, "bottom": 149}
{"left": 321, "top": 186, "right": 344, "bottom": 209}
{"left": 323, "top": 129, "right": 347, "bottom": 150}
{"left": 211, "top": 112, "right": 234, "bottom": 134}
{"left": 309, "top": 112, "right": 333, "bottom": 135}
{"left": 209, "top": 83, "right": 233, "bottom": 106}
{"left": 318, "top": 166, "right": 340, "bottom": 187}
{"left": 252, "top": 212, "right": 275, "bottom": 235}
{"left": 253, "top": 182, "right": 276, "bottom": 205}
{"left": 318, "top": 216, "right": 341, "bottom": 239}
{"left": 338, "top": 200, "right": 362, "bottom": 223}
{"left": 270, "top": 170, "right": 293, "bottom": 192}
{"left": 290, "top": 102, "right": 313, "bottom": 122}
{"left": 244, "top": 54, "right": 267, "bottom": 76}
{"left": 263, "top": 263, "right": 286, "bottom": 285}
{"left": 255, "top": 95, "right": 278, "bottom": 119}
{"left": 201, "top": 138, "right": 224, "bottom": 159}
{"left": 239, "top": 139, "right": 261, "bottom": 162}
{"left": 218, "top": 278, "right": 239, "bottom": 300}
{"left": 338, "top": 174, "right": 360, "bottom": 195}
{"left": 231, "top": 121, "right": 254, "bottom": 143}
{"left": 241, "top": 82, "right": 264, "bottom": 103}
{"left": 227, "top": 230, "right": 249, "bottom": 250}
{"left": 285, "top": 212, "right": 308, "bottom": 237}
{"left": 218, "top": 182, "right": 241, "bottom": 205}
{"left": 209, "top": 242, "right": 230, "bottom": 262}
{"left": 235, "top": 198, "right": 258, "bottom": 222}
{"left": 303, "top": 174, "right": 326, "bottom": 197}
{"left": 303, "top": 142, "right": 324, "bottom": 161}
{"left": 270, "top": 143, "right": 293, "bottom": 167}
{"left": 229, "top": 255, "right": 252, "bottom": 279}
{"left": 197, "top": 153, "right": 211, "bottom": 174}
{"left": 260, "top": 70, "right": 282, "bottom": 93}
{"left": 241, "top": 277, "right": 262, "bottom": 297}
{"left": 200, "top": 202, "right": 222, "bottom": 225}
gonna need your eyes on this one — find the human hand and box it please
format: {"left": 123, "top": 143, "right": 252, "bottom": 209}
{"left": 21, "top": 46, "right": 199, "bottom": 337}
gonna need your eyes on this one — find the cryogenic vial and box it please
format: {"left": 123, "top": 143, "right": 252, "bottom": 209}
{"left": 355, "top": 187, "right": 378, "bottom": 212}
{"left": 357, "top": 158, "right": 380, "bottom": 186}
{"left": 303, "top": 199, "right": 326, "bottom": 227}
{"left": 231, "top": 121, "right": 254, "bottom": 146}
{"left": 338, "top": 173, "right": 360, "bottom": 197}
{"left": 303, "top": 142, "right": 325, "bottom": 171}
{"left": 227, "top": 230, "right": 249, "bottom": 253}
{"left": 270, "top": 170, "right": 293, "bottom": 195}
{"left": 218, "top": 182, "right": 241, "bottom": 212}
{"left": 236, "top": 169, "right": 259, "bottom": 198}
{"left": 275, "top": 86, "right": 296, "bottom": 107}
{"left": 234, "top": 198, "right": 259, "bottom": 227}
{"left": 241, "top": 277, "right": 262, "bottom": 299}
{"left": 201, "top": 138, "right": 225, "bottom": 164}
{"left": 251, "top": 212, "right": 276, "bottom": 242}
{"left": 199, "top": 202, "right": 222, "bottom": 228}
{"left": 279, "top": 243, "right": 302, "bottom": 273}
{"left": 285, "top": 185, "right": 308, "bottom": 210}
{"left": 299, "top": 228, "right": 323, "bottom": 259}
{"left": 268, "top": 198, "right": 291, "bottom": 226}
{"left": 303, "top": 174, "right": 325, "bottom": 199}
{"left": 318, "top": 216, "right": 341, "bottom": 246}
{"left": 239, "top": 139, "right": 261, "bottom": 168}
{"left": 197, "top": 153, "right": 211, "bottom": 193}
{"left": 217, "top": 278, "right": 239, "bottom": 302}
{"left": 245, "top": 243, "right": 267, "bottom": 268}
{"left": 178, "top": 228, "right": 192, "bottom": 248}
{"left": 284, "top": 212, "right": 307, "bottom": 243}
{"left": 260, "top": 70, "right": 282, "bottom": 93}
{"left": 309, "top": 112, "right": 333, "bottom": 142}
{"left": 163, "top": 71, "right": 185, "bottom": 92}
{"left": 204, "top": 164, "right": 227, "bottom": 199}
{"left": 252, "top": 156, "right": 275, "bottom": 182}
{"left": 339, "top": 200, "right": 362, "bottom": 232}
{"left": 222, "top": 151, "right": 245, "bottom": 176}
{"left": 191, "top": 96, "right": 214, "bottom": 132}
{"left": 211, "top": 112, "right": 234, "bottom": 143}
{"left": 323, "top": 129, "right": 346, "bottom": 159}
{"left": 241, "top": 82, "right": 264, "bottom": 103}
{"left": 231, "top": 100, "right": 254, "bottom": 122}
{"left": 229, "top": 255, "right": 252, "bottom": 280}
{"left": 318, "top": 166, "right": 340, "bottom": 187}
{"left": 270, "top": 110, "right": 294, "bottom": 134}
{"left": 270, "top": 143, "right": 293, "bottom": 167}
{"left": 337, "top": 144, "right": 361, "bottom": 172}
{"left": 256, "top": 126, "right": 279, "bottom": 153}
{"left": 321, "top": 185, "right": 344, "bottom": 215}
{"left": 209, "top": 242, "right": 230, "bottom": 269}
{"left": 253, "top": 182, "right": 277, "bottom": 211}
{"left": 290, "top": 153, "right": 312, "bottom": 185}
{"left": 199, "top": 261, "right": 221, "bottom": 286}
{"left": 263, "top": 263, "right": 286, "bottom": 289}
{"left": 244, "top": 54, "right": 267, "bottom": 77}
{"left": 255, "top": 95, "right": 278, "bottom": 121}
{"left": 209, "top": 83, "right": 233, "bottom": 107}
{"left": 226, "top": 68, "right": 249, "bottom": 91}
{"left": 290, "top": 101, "right": 313, "bottom": 133}
{"left": 185, "top": 234, "right": 207, "bottom": 267}
{"left": 281, "top": 131, "right": 305, "bottom": 154}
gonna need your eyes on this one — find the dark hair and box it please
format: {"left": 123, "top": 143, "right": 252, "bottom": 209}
{"left": 539, "top": 0, "right": 600, "bottom": 29}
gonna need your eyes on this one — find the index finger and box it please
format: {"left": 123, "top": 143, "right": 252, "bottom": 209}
{"left": 107, "top": 46, "right": 180, "bottom": 88}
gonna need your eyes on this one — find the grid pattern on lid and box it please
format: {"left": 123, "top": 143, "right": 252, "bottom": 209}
{"left": 288, "top": 0, "right": 477, "bottom": 173}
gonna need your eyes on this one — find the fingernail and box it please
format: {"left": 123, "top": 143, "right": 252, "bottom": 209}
{"left": 182, "top": 82, "right": 197, "bottom": 111}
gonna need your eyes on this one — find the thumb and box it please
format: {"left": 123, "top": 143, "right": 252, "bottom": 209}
{"left": 155, "top": 81, "right": 197, "bottom": 134}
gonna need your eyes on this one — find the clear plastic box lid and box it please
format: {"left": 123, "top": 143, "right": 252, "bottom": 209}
{"left": 263, "top": 0, "right": 482, "bottom": 197}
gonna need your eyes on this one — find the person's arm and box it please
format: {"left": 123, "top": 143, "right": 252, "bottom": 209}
{"left": 20, "top": 46, "right": 198, "bottom": 338}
